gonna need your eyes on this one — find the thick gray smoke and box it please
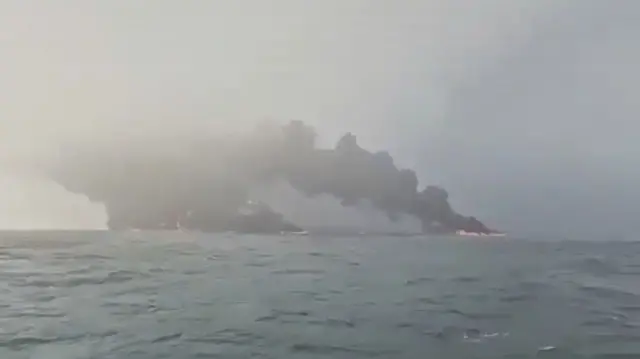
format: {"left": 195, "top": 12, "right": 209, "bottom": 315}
{"left": 50, "top": 121, "right": 494, "bottom": 233}
{"left": 3, "top": 1, "right": 635, "bottom": 236}
{"left": 0, "top": 1, "right": 557, "bottom": 230}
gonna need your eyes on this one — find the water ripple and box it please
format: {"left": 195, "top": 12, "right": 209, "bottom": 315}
{"left": 0, "top": 232, "right": 639, "bottom": 358}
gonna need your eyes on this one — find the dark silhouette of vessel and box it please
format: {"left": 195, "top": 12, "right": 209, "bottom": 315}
{"left": 227, "top": 200, "right": 306, "bottom": 234}
{"left": 107, "top": 199, "right": 305, "bottom": 234}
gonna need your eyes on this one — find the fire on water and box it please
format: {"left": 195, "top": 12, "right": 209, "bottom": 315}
{"left": 455, "top": 230, "right": 507, "bottom": 237}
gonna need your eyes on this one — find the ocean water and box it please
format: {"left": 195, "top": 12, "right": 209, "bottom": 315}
{"left": 0, "top": 232, "right": 639, "bottom": 359}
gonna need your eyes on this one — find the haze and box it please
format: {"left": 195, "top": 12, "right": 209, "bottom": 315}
{"left": 0, "top": 1, "right": 636, "bottom": 238}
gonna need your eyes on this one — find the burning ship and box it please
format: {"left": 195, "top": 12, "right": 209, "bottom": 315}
{"left": 49, "top": 121, "right": 500, "bottom": 236}
{"left": 228, "top": 200, "right": 307, "bottom": 235}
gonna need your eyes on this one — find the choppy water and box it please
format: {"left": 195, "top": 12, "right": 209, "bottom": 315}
{"left": 1, "top": 232, "right": 639, "bottom": 358}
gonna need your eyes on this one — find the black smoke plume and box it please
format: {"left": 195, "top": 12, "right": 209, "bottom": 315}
{"left": 50, "top": 120, "right": 497, "bottom": 234}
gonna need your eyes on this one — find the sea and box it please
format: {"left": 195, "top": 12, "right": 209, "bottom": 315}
{"left": 0, "top": 231, "right": 639, "bottom": 359}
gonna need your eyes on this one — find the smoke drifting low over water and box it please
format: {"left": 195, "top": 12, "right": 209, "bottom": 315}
{"left": 51, "top": 121, "right": 496, "bottom": 234}
{"left": 1, "top": 232, "right": 639, "bottom": 358}
{"left": 0, "top": 171, "right": 106, "bottom": 230}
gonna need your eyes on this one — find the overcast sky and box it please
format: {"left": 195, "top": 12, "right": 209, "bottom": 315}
{"left": 0, "top": 0, "right": 637, "bottom": 237}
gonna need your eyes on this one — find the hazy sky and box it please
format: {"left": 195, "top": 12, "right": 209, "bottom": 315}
{"left": 0, "top": 1, "right": 637, "bottom": 237}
